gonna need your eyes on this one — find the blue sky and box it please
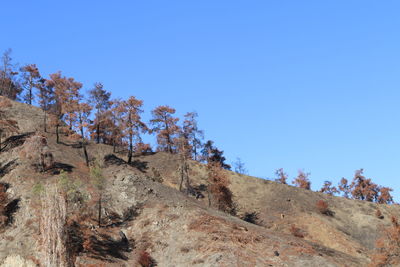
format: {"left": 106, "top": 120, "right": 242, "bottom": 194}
{"left": 1, "top": 1, "right": 400, "bottom": 199}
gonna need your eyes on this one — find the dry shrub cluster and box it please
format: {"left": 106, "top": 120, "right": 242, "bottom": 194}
{"left": 138, "top": 251, "right": 157, "bottom": 267}
{"left": 207, "top": 162, "right": 235, "bottom": 214}
{"left": 375, "top": 209, "right": 384, "bottom": 220}
{"left": 316, "top": 200, "right": 333, "bottom": 216}
{"left": 242, "top": 211, "right": 261, "bottom": 225}
{"left": 370, "top": 216, "right": 400, "bottom": 266}
{"left": 290, "top": 224, "right": 306, "bottom": 238}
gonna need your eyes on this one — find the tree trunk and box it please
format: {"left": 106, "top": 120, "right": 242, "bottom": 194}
{"left": 80, "top": 126, "right": 89, "bottom": 167}
{"left": 43, "top": 111, "right": 47, "bottom": 133}
{"left": 98, "top": 194, "right": 102, "bottom": 227}
{"left": 127, "top": 133, "right": 133, "bottom": 164}
{"left": 83, "top": 143, "right": 89, "bottom": 167}
{"left": 56, "top": 124, "right": 60, "bottom": 143}
{"left": 96, "top": 123, "right": 100, "bottom": 144}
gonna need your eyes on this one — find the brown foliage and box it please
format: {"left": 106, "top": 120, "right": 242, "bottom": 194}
{"left": 117, "top": 96, "right": 147, "bottom": 163}
{"left": 370, "top": 216, "right": 400, "bottom": 266}
{"left": 316, "top": 200, "right": 332, "bottom": 216}
{"left": 275, "top": 168, "right": 288, "bottom": 184}
{"left": 138, "top": 251, "right": 157, "bottom": 267}
{"left": 290, "top": 224, "right": 305, "bottom": 238}
{"left": 292, "top": 170, "right": 311, "bottom": 190}
{"left": 0, "top": 97, "right": 19, "bottom": 148}
{"left": 0, "top": 49, "right": 21, "bottom": 100}
{"left": 375, "top": 209, "right": 384, "bottom": 220}
{"left": 338, "top": 178, "right": 351, "bottom": 198}
{"left": 377, "top": 187, "right": 394, "bottom": 204}
{"left": 0, "top": 183, "right": 8, "bottom": 228}
{"left": 350, "top": 169, "right": 379, "bottom": 202}
{"left": 150, "top": 105, "right": 180, "bottom": 153}
{"left": 207, "top": 162, "right": 235, "bottom": 214}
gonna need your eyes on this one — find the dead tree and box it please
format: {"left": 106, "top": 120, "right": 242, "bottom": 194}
{"left": 40, "top": 186, "right": 71, "bottom": 267}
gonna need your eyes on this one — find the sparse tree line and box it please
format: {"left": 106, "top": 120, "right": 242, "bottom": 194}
{"left": 0, "top": 49, "right": 395, "bottom": 206}
{"left": 0, "top": 49, "right": 232, "bottom": 170}
{"left": 274, "top": 168, "right": 394, "bottom": 204}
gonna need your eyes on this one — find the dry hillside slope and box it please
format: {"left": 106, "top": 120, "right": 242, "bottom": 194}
{"left": 0, "top": 98, "right": 398, "bottom": 266}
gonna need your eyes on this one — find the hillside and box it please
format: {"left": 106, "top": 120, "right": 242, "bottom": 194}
{"left": 0, "top": 97, "right": 398, "bottom": 266}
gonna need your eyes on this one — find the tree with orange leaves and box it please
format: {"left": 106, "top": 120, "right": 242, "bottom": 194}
{"left": 47, "top": 72, "right": 81, "bottom": 143}
{"left": 118, "top": 96, "right": 147, "bottom": 163}
{"left": 377, "top": 187, "right": 394, "bottom": 204}
{"left": 350, "top": 169, "right": 379, "bottom": 202}
{"left": 292, "top": 170, "right": 311, "bottom": 190}
{"left": 150, "top": 105, "right": 180, "bottom": 153}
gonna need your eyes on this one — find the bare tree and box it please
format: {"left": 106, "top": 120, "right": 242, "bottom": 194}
{"left": 0, "top": 49, "right": 21, "bottom": 100}
{"left": 183, "top": 111, "right": 204, "bottom": 160}
{"left": 233, "top": 157, "right": 248, "bottom": 175}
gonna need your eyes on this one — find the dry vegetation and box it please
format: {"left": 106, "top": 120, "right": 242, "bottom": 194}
{"left": 0, "top": 50, "right": 400, "bottom": 266}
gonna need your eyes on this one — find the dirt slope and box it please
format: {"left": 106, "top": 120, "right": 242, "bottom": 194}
{"left": 0, "top": 98, "right": 397, "bottom": 266}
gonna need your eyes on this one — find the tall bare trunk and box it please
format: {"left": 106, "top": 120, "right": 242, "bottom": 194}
{"left": 40, "top": 186, "right": 71, "bottom": 267}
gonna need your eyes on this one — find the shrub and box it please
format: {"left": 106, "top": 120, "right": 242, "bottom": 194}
{"left": 207, "top": 162, "right": 235, "bottom": 215}
{"left": 290, "top": 224, "right": 305, "bottom": 238}
{"left": 242, "top": 212, "right": 260, "bottom": 225}
{"left": 316, "top": 200, "right": 333, "bottom": 216}
{"left": 375, "top": 209, "right": 384, "bottom": 220}
{"left": 138, "top": 251, "right": 157, "bottom": 267}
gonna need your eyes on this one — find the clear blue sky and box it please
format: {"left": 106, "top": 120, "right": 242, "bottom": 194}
{"left": 2, "top": 1, "right": 400, "bottom": 200}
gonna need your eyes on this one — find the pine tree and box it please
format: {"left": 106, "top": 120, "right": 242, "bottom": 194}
{"left": 150, "top": 105, "right": 180, "bottom": 153}
{"left": 119, "top": 96, "right": 147, "bottom": 163}
{"left": 37, "top": 78, "right": 55, "bottom": 132}
{"left": 20, "top": 64, "right": 41, "bottom": 105}
{"left": 201, "top": 140, "right": 231, "bottom": 170}
{"left": 88, "top": 82, "right": 111, "bottom": 144}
